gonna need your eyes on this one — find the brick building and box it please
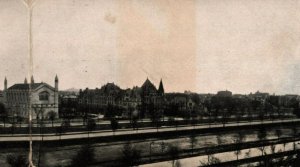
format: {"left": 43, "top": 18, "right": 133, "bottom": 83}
{"left": 3, "top": 76, "right": 59, "bottom": 119}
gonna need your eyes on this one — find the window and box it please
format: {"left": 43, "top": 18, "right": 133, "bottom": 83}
{"left": 39, "top": 91, "right": 49, "bottom": 101}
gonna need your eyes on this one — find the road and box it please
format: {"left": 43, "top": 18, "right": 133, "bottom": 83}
{"left": 0, "top": 118, "right": 298, "bottom": 142}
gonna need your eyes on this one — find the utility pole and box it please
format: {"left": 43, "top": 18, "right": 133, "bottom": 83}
{"left": 21, "top": 0, "right": 37, "bottom": 166}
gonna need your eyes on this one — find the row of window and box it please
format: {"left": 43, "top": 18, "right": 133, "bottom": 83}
{"left": 6, "top": 91, "right": 50, "bottom": 102}
{"left": 6, "top": 92, "right": 29, "bottom": 103}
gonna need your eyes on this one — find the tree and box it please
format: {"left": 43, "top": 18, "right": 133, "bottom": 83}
{"left": 6, "top": 153, "right": 28, "bottom": 167}
{"left": 189, "top": 132, "right": 197, "bottom": 154}
{"left": 70, "top": 144, "right": 95, "bottom": 167}
{"left": 258, "top": 110, "right": 265, "bottom": 123}
{"left": 10, "top": 119, "right": 16, "bottom": 135}
{"left": 245, "top": 149, "right": 251, "bottom": 159}
{"left": 216, "top": 135, "right": 223, "bottom": 146}
{"left": 86, "top": 119, "right": 96, "bottom": 139}
{"left": 293, "top": 151, "right": 300, "bottom": 166}
{"left": 131, "top": 110, "right": 139, "bottom": 131}
{"left": 110, "top": 118, "right": 119, "bottom": 135}
{"left": 168, "top": 145, "right": 180, "bottom": 167}
{"left": 82, "top": 111, "right": 88, "bottom": 126}
{"left": 257, "top": 127, "right": 267, "bottom": 165}
{"left": 236, "top": 111, "right": 242, "bottom": 124}
{"left": 56, "top": 126, "right": 63, "bottom": 141}
{"left": 0, "top": 103, "right": 7, "bottom": 127}
{"left": 221, "top": 111, "right": 227, "bottom": 127}
{"left": 149, "top": 103, "right": 162, "bottom": 131}
{"left": 270, "top": 144, "right": 276, "bottom": 154}
{"left": 47, "top": 111, "right": 57, "bottom": 127}
{"left": 58, "top": 119, "right": 71, "bottom": 140}
{"left": 121, "top": 142, "right": 141, "bottom": 167}
{"left": 16, "top": 116, "right": 23, "bottom": 128}
{"left": 128, "top": 106, "right": 135, "bottom": 123}
{"left": 245, "top": 103, "right": 253, "bottom": 122}
{"left": 191, "top": 108, "right": 199, "bottom": 127}
{"left": 251, "top": 100, "right": 261, "bottom": 112}
{"left": 174, "top": 160, "right": 182, "bottom": 167}
{"left": 275, "top": 129, "right": 282, "bottom": 141}
{"left": 200, "top": 154, "right": 221, "bottom": 166}
{"left": 233, "top": 132, "right": 245, "bottom": 161}
{"left": 292, "top": 126, "right": 298, "bottom": 151}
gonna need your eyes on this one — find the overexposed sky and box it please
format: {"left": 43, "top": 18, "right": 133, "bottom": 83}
{"left": 0, "top": 0, "right": 300, "bottom": 94}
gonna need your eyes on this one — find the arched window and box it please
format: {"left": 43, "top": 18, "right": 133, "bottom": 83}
{"left": 39, "top": 91, "right": 49, "bottom": 101}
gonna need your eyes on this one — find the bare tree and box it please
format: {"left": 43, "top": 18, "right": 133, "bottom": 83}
{"left": 257, "top": 127, "right": 267, "bottom": 166}
{"left": 244, "top": 149, "right": 251, "bottom": 159}
{"left": 174, "top": 160, "right": 182, "bottom": 167}
{"left": 6, "top": 153, "right": 28, "bottom": 167}
{"left": 110, "top": 118, "right": 119, "bottom": 136}
{"left": 217, "top": 135, "right": 222, "bottom": 146}
{"left": 270, "top": 144, "right": 276, "bottom": 154}
{"left": 200, "top": 154, "right": 221, "bottom": 166}
{"left": 247, "top": 108, "right": 253, "bottom": 123}
{"left": 70, "top": 144, "right": 95, "bottom": 167}
{"left": 86, "top": 119, "right": 96, "bottom": 139}
{"left": 189, "top": 132, "right": 197, "bottom": 155}
{"left": 168, "top": 145, "right": 180, "bottom": 167}
{"left": 47, "top": 111, "right": 57, "bottom": 127}
{"left": 292, "top": 126, "right": 298, "bottom": 151}
{"left": 16, "top": 116, "right": 23, "bottom": 128}
{"left": 0, "top": 103, "right": 8, "bottom": 128}
{"left": 233, "top": 132, "right": 245, "bottom": 161}
{"left": 122, "top": 142, "right": 142, "bottom": 167}
{"left": 275, "top": 129, "right": 282, "bottom": 141}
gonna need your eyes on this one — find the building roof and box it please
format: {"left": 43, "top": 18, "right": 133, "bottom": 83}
{"left": 158, "top": 79, "right": 164, "bottom": 94}
{"left": 7, "top": 83, "right": 54, "bottom": 91}
{"left": 141, "top": 78, "right": 157, "bottom": 93}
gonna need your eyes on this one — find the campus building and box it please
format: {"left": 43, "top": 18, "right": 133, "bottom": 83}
{"left": 3, "top": 76, "right": 59, "bottom": 119}
{"left": 78, "top": 78, "right": 166, "bottom": 117}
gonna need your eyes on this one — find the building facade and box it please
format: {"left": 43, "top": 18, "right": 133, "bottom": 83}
{"left": 77, "top": 78, "right": 165, "bottom": 118}
{"left": 0, "top": 90, "right": 4, "bottom": 104}
{"left": 3, "top": 76, "right": 59, "bottom": 119}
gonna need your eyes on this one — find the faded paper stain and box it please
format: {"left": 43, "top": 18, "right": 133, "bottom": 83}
{"left": 117, "top": 0, "right": 197, "bottom": 91}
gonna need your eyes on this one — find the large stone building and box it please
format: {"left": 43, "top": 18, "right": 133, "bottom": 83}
{"left": 77, "top": 78, "right": 165, "bottom": 117}
{"left": 165, "top": 93, "right": 196, "bottom": 112}
{"left": 140, "top": 78, "right": 165, "bottom": 116}
{"left": 141, "top": 78, "right": 164, "bottom": 105}
{"left": 3, "top": 76, "right": 59, "bottom": 119}
{"left": 216, "top": 90, "right": 232, "bottom": 97}
{"left": 79, "top": 82, "right": 123, "bottom": 109}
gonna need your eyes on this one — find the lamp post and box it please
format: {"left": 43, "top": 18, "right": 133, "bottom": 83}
{"left": 21, "top": 0, "right": 37, "bottom": 166}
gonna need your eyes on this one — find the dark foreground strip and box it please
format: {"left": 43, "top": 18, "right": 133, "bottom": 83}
{"left": 0, "top": 120, "right": 299, "bottom": 149}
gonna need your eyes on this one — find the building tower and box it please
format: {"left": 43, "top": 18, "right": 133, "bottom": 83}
{"left": 55, "top": 74, "right": 58, "bottom": 91}
{"left": 24, "top": 78, "right": 28, "bottom": 84}
{"left": 31, "top": 75, "right": 34, "bottom": 84}
{"left": 4, "top": 77, "right": 7, "bottom": 91}
{"left": 158, "top": 79, "right": 164, "bottom": 96}
{"left": 4, "top": 77, "right": 7, "bottom": 105}
{"left": 54, "top": 75, "right": 59, "bottom": 114}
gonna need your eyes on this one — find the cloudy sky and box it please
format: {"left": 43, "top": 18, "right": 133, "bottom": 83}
{"left": 0, "top": 0, "right": 300, "bottom": 94}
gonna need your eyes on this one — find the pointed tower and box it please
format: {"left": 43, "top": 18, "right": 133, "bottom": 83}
{"left": 31, "top": 75, "right": 34, "bottom": 84}
{"left": 4, "top": 77, "right": 7, "bottom": 90}
{"left": 55, "top": 74, "right": 59, "bottom": 91}
{"left": 54, "top": 75, "right": 59, "bottom": 115}
{"left": 158, "top": 79, "right": 164, "bottom": 96}
{"left": 24, "top": 78, "right": 28, "bottom": 84}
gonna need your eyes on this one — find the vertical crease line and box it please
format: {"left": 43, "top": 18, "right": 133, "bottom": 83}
{"left": 28, "top": 6, "right": 34, "bottom": 167}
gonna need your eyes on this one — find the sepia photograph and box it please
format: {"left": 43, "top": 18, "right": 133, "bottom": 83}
{"left": 1, "top": 0, "right": 300, "bottom": 166}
